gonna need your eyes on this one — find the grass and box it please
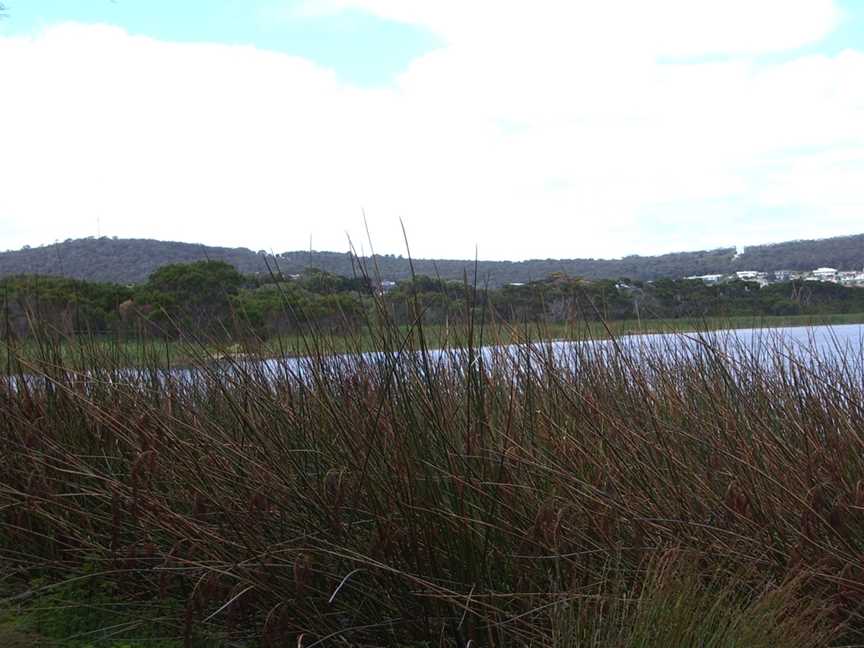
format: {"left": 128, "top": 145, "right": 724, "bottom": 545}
{"left": 3, "top": 304, "right": 864, "bottom": 645}
{"left": 0, "top": 614, "right": 53, "bottom": 648}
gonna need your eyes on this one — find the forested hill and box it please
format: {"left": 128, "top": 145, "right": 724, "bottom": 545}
{"left": 732, "top": 235, "right": 864, "bottom": 272}
{"left": 1, "top": 233, "right": 863, "bottom": 285}
{"left": 0, "top": 238, "right": 271, "bottom": 285}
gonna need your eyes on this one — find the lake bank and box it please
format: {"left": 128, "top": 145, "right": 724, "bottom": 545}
{"left": 3, "top": 311, "right": 864, "bottom": 374}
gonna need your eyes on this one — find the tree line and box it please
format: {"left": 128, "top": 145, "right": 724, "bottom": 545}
{"left": 3, "top": 260, "right": 864, "bottom": 341}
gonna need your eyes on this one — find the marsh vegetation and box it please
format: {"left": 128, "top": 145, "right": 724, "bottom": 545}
{"left": 4, "top": 288, "right": 864, "bottom": 648}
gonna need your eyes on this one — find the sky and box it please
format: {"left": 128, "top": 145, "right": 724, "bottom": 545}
{"left": 1, "top": 1, "right": 863, "bottom": 261}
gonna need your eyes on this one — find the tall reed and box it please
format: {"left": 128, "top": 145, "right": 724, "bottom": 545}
{"left": 2, "top": 313, "right": 864, "bottom": 646}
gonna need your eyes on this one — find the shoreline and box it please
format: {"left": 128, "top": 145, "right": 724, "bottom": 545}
{"left": 3, "top": 312, "right": 864, "bottom": 375}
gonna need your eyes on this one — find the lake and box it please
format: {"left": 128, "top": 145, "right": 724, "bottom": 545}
{"left": 250, "top": 323, "right": 864, "bottom": 380}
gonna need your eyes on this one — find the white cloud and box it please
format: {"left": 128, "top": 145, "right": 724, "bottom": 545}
{"left": 1, "top": 2, "right": 863, "bottom": 261}
{"left": 312, "top": 0, "right": 840, "bottom": 55}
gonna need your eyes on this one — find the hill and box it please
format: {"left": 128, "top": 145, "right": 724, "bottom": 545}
{"left": 1, "top": 233, "right": 863, "bottom": 286}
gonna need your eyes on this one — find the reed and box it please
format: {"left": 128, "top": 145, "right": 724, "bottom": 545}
{"left": 2, "top": 306, "right": 864, "bottom": 646}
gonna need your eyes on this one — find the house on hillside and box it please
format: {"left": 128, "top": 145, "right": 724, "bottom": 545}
{"left": 735, "top": 270, "right": 769, "bottom": 286}
{"left": 839, "top": 271, "right": 864, "bottom": 286}
{"left": 685, "top": 274, "right": 724, "bottom": 284}
{"left": 812, "top": 267, "right": 838, "bottom": 282}
{"left": 735, "top": 271, "right": 758, "bottom": 280}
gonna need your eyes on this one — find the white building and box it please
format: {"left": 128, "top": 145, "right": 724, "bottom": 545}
{"left": 735, "top": 271, "right": 769, "bottom": 286}
{"left": 812, "top": 267, "right": 838, "bottom": 282}
{"left": 735, "top": 271, "right": 761, "bottom": 281}
{"left": 839, "top": 272, "right": 864, "bottom": 286}
{"left": 686, "top": 274, "right": 724, "bottom": 284}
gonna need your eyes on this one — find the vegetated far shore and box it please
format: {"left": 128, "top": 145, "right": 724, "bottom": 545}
{"left": 3, "top": 310, "right": 864, "bottom": 372}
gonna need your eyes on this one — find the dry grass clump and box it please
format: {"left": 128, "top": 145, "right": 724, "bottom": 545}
{"left": 2, "top": 321, "right": 864, "bottom": 646}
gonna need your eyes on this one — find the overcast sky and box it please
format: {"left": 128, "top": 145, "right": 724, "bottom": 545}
{"left": 2, "top": 1, "right": 863, "bottom": 260}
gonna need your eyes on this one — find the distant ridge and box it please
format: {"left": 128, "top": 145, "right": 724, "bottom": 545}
{"left": 1, "top": 233, "right": 863, "bottom": 286}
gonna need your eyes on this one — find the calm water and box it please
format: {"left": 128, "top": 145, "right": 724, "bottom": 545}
{"left": 254, "top": 323, "right": 864, "bottom": 378}
{"left": 563, "top": 323, "right": 864, "bottom": 362}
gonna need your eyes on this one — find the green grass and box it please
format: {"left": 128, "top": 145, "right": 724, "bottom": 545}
{"left": 1, "top": 571, "right": 191, "bottom": 648}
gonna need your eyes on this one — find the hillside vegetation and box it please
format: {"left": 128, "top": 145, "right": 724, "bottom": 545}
{"left": 4, "top": 261, "right": 864, "bottom": 345}
{"left": 2, "top": 232, "right": 864, "bottom": 286}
